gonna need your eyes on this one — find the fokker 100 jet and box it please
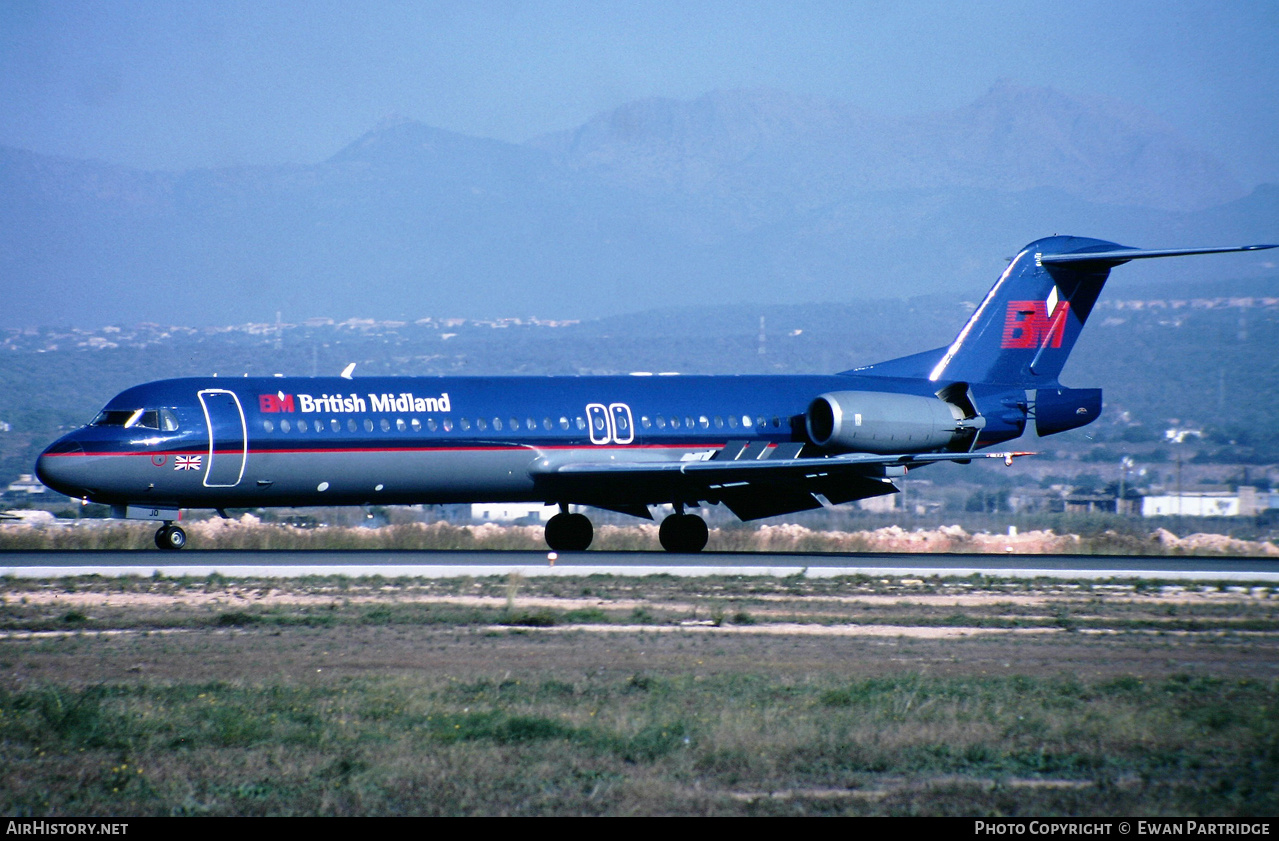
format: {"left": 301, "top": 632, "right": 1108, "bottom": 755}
{"left": 36, "top": 236, "right": 1275, "bottom": 551}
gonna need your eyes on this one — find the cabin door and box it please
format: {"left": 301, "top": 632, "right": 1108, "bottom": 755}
{"left": 198, "top": 389, "right": 247, "bottom": 488}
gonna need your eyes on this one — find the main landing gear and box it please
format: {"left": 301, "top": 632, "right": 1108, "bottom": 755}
{"left": 543, "top": 506, "right": 709, "bottom": 553}
{"left": 544, "top": 510, "right": 593, "bottom": 552}
{"left": 658, "top": 512, "right": 708, "bottom": 553}
{"left": 155, "top": 523, "right": 187, "bottom": 551}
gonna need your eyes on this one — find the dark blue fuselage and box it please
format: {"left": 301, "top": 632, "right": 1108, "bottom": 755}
{"left": 36, "top": 373, "right": 1028, "bottom": 511}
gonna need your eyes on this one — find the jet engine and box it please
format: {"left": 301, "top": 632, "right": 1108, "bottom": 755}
{"left": 806, "top": 390, "right": 985, "bottom": 454}
{"left": 1033, "top": 387, "right": 1102, "bottom": 436}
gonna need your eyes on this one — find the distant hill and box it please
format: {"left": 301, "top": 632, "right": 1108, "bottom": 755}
{"left": 530, "top": 83, "right": 1246, "bottom": 212}
{"left": 1, "top": 84, "right": 1274, "bottom": 329}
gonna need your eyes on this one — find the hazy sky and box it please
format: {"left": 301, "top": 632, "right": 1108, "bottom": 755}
{"left": 3, "top": 0, "right": 1277, "bottom": 185}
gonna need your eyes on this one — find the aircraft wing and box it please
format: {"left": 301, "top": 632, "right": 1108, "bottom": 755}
{"left": 530, "top": 446, "right": 1032, "bottom": 521}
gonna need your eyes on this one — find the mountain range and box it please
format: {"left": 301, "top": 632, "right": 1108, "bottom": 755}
{"left": 2, "top": 83, "right": 1275, "bottom": 328}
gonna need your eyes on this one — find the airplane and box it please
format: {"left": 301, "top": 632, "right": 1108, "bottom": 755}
{"left": 35, "top": 236, "right": 1275, "bottom": 552}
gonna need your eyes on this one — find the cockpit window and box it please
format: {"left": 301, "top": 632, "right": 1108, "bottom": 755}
{"left": 91, "top": 409, "right": 140, "bottom": 427}
{"left": 89, "top": 408, "right": 180, "bottom": 431}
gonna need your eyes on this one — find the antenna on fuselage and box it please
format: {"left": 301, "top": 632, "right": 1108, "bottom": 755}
{"left": 340, "top": 362, "right": 356, "bottom": 380}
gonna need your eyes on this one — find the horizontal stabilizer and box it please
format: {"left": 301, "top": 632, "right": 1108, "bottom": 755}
{"left": 1039, "top": 244, "right": 1276, "bottom": 267}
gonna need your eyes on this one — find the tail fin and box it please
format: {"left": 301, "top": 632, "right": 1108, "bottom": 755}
{"left": 861, "top": 236, "right": 1275, "bottom": 386}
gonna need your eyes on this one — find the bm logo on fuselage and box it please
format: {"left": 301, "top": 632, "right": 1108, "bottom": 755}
{"left": 259, "top": 394, "right": 296, "bottom": 413}
{"left": 1001, "top": 300, "right": 1069, "bottom": 349}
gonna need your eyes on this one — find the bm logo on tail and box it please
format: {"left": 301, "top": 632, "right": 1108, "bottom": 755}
{"left": 1001, "top": 300, "right": 1069, "bottom": 349}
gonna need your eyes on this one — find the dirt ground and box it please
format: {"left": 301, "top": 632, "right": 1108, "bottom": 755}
{"left": 4, "top": 579, "right": 1277, "bottom": 688}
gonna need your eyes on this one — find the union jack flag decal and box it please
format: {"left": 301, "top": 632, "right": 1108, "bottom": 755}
{"left": 174, "top": 455, "right": 203, "bottom": 471}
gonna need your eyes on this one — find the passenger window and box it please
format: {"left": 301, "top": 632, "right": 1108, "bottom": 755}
{"left": 411, "top": 418, "right": 421, "bottom": 432}
{"left": 575, "top": 417, "right": 585, "bottom": 430}
{"left": 742, "top": 415, "right": 753, "bottom": 428}
{"left": 559, "top": 416, "right": 569, "bottom": 430}
{"left": 396, "top": 418, "right": 407, "bottom": 431}
{"left": 656, "top": 416, "right": 666, "bottom": 429}
{"left": 427, "top": 418, "right": 438, "bottom": 431}
{"left": 380, "top": 418, "right": 390, "bottom": 432}
{"left": 670, "top": 416, "right": 680, "bottom": 429}
{"left": 510, "top": 417, "right": 520, "bottom": 430}
{"left": 348, "top": 418, "right": 357, "bottom": 432}
{"left": 543, "top": 418, "right": 552, "bottom": 431}
{"left": 364, "top": 418, "right": 374, "bottom": 432}
{"left": 263, "top": 420, "right": 274, "bottom": 433}
{"left": 477, "top": 418, "right": 487, "bottom": 431}
{"left": 331, "top": 419, "right": 340, "bottom": 432}
{"left": 685, "top": 417, "right": 695, "bottom": 429}
{"left": 297, "top": 420, "right": 307, "bottom": 433}
{"left": 641, "top": 416, "right": 651, "bottom": 429}
{"left": 443, "top": 418, "right": 453, "bottom": 432}
{"left": 714, "top": 416, "right": 724, "bottom": 429}
{"left": 493, "top": 418, "right": 502, "bottom": 431}
{"left": 728, "top": 415, "right": 738, "bottom": 429}
{"left": 526, "top": 417, "right": 536, "bottom": 431}
{"left": 460, "top": 418, "right": 471, "bottom": 431}
{"left": 313, "top": 420, "right": 323, "bottom": 432}
{"left": 698, "top": 416, "right": 709, "bottom": 429}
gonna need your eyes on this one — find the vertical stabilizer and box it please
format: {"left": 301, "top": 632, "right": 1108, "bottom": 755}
{"left": 925, "top": 236, "right": 1117, "bottom": 386}
{"left": 916, "top": 236, "right": 1275, "bottom": 386}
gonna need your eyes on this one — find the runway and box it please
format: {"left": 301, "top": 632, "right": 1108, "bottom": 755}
{"left": 3, "top": 549, "right": 1278, "bottom": 581}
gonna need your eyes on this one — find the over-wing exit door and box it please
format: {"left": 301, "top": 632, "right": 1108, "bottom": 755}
{"left": 586, "top": 403, "right": 635, "bottom": 445}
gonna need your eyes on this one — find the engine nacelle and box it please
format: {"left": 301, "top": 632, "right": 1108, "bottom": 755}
{"left": 806, "top": 390, "right": 984, "bottom": 454}
{"left": 1034, "top": 387, "right": 1102, "bottom": 436}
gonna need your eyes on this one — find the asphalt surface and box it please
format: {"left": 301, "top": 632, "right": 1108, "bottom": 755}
{"left": 3, "top": 550, "right": 1278, "bottom": 581}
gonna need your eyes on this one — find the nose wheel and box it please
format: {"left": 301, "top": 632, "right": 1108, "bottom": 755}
{"left": 659, "top": 513, "right": 708, "bottom": 553}
{"left": 155, "top": 524, "right": 187, "bottom": 551}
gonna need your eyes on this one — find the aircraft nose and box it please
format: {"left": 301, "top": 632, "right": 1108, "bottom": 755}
{"left": 35, "top": 439, "right": 89, "bottom": 498}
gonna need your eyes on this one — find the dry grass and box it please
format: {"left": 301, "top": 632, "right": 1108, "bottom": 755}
{"left": 3, "top": 517, "right": 1278, "bottom": 555}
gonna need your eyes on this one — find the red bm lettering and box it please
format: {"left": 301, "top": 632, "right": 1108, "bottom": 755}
{"left": 258, "top": 394, "right": 296, "bottom": 413}
{"left": 1001, "top": 301, "right": 1069, "bottom": 349}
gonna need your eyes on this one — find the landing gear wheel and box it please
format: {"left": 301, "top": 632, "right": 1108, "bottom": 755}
{"left": 155, "top": 524, "right": 187, "bottom": 551}
{"left": 659, "top": 513, "right": 708, "bottom": 553}
{"left": 545, "top": 512, "right": 593, "bottom": 551}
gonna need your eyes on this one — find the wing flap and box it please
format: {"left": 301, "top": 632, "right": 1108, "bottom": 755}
{"left": 718, "top": 485, "right": 824, "bottom": 521}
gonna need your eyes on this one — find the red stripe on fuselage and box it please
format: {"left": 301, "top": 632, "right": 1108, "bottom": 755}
{"left": 43, "top": 441, "right": 769, "bottom": 458}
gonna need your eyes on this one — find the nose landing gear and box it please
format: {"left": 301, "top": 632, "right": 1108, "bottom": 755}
{"left": 155, "top": 523, "right": 187, "bottom": 551}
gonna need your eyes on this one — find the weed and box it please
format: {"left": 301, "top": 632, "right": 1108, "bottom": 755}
{"left": 215, "top": 611, "right": 260, "bottom": 627}
{"left": 501, "top": 610, "right": 556, "bottom": 627}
